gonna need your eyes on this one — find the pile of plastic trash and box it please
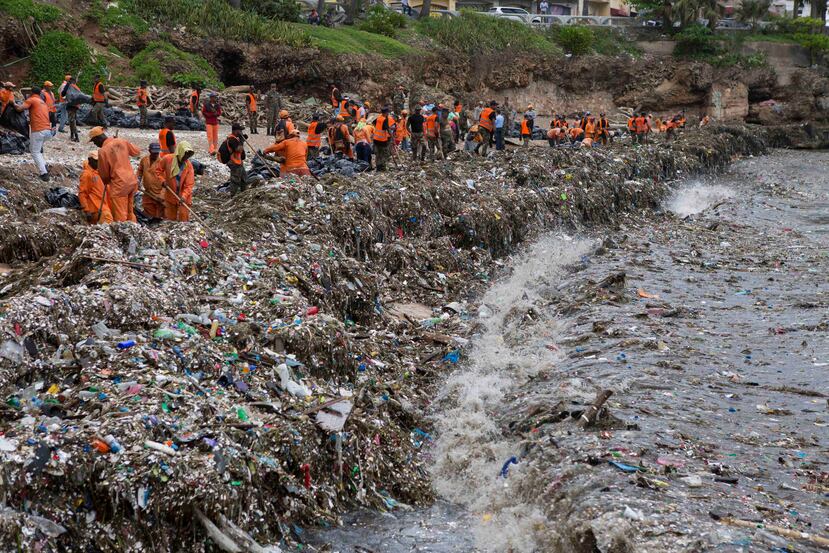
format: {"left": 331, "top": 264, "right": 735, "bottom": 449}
{"left": 0, "top": 125, "right": 772, "bottom": 551}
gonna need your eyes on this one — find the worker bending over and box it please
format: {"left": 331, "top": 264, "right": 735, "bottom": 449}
{"left": 156, "top": 141, "right": 196, "bottom": 222}
{"left": 264, "top": 129, "right": 311, "bottom": 177}
{"left": 14, "top": 85, "right": 53, "bottom": 181}
{"left": 78, "top": 150, "right": 112, "bottom": 225}
{"left": 90, "top": 126, "right": 141, "bottom": 223}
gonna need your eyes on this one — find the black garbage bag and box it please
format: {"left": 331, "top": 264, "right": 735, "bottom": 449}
{"left": 0, "top": 105, "right": 29, "bottom": 138}
{"left": 44, "top": 187, "right": 81, "bottom": 209}
{"left": 77, "top": 106, "right": 205, "bottom": 131}
{"left": 65, "top": 87, "right": 92, "bottom": 108}
{"left": 0, "top": 130, "right": 28, "bottom": 154}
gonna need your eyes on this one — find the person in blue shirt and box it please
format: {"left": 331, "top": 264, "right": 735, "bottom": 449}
{"left": 494, "top": 109, "right": 505, "bottom": 151}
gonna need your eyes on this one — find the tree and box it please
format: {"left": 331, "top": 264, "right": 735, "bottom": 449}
{"left": 737, "top": 0, "right": 771, "bottom": 29}
{"left": 810, "top": 0, "right": 827, "bottom": 24}
{"left": 419, "top": 0, "right": 432, "bottom": 19}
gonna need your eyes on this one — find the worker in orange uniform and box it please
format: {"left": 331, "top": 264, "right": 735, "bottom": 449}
{"left": 273, "top": 110, "right": 294, "bottom": 143}
{"left": 91, "top": 75, "right": 108, "bottom": 126}
{"left": 520, "top": 114, "right": 532, "bottom": 146}
{"left": 353, "top": 118, "right": 374, "bottom": 165}
{"left": 372, "top": 106, "right": 395, "bottom": 171}
{"left": 246, "top": 87, "right": 258, "bottom": 134}
{"left": 189, "top": 85, "right": 201, "bottom": 120}
{"left": 583, "top": 114, "right": 596, "bottom": 141}
{"left": 338, "top": 97, "right": 351, "bottom": 122}
{"left": 596, "top": 112, "right": 611, "bottom": 145}
{"left": 202, "top": 93, "right": 222, "bottom": 155}
{"left": 156, "top": 141, "right": 196, "bottom": 221}
{"left": 159, "top": 116, "right": 177, "bottom": 154}
{"left": 424, "top": 108, "right": 439, "bottom": 160}
{"left": 90, "top": 126, "right": 141, "bottom": 222}
{"left": 329, "top": 83, "right": 342, "bottom": 114}
{"left": 395, "top": 109, "right": 409, "bottom": 151}
{"left": 78, "top": 150, "right": 113, "bottom": 225}
{"left": 478, "top": 101, "right": 497, "bottom": 157}
{"left": 136, "top": 80, "right": 150, "bottom": 129}
{"left": 569, "top": 125, "right": 585, "bottom": 144}
{"left": 14, "top": 86, "right": 53, "bottom": 181}
{"left": 328, "top": 115, "right": 353, "bottom": 159}
{"left": 633, "top": 112, "right": 651, "bottom": 144}
{"left": 306, "top": 113, "right": 324, "bottom": 159}
{"left": 137, "top": 142, "right": 165, "bottom": 218}
{"left": 0, "top": 82, "right": 15, "bottom": 116}
{"left": 41, "top": 81, "right": 57, "bottom": 129}
{"left": 264, "top": 129, "right": 311, "bottom": 177}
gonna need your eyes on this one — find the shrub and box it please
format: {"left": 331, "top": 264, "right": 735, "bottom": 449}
{"left": 794, "top": 32, "right": 829, "bottom": 64}
{"left": 94, "top": 0, "right": 150, "bottom": 33}
{"left": 768, "top": 15, "right": 824, "bottom": 35}
{"left": 674, "top": 24, "right": 720, "bottom": 57}
{"left": 0, "top": 0, "right": 61, "bottom": 22}
{"left": 416, "top": 10, "right": 560, "bottom": 56}
{"left": 130, "top": 41, "right": 222, "bottom": 89}
{"left": 359, "top": 4, "right": 407, "bottom": 38}
{"left": 549, "top": 25, "right": 594, "bottom": 55}
{"left": 30, "top": 31, "right": 91, "bottom": 87}
{"left": 241, "top": 0, "right": 301, "bottom": 22}
{"left": 129, "top": 0, "right": 310, "bottom": 46}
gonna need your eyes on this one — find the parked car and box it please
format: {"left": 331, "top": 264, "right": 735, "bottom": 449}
{"left": 486, "top": 6, "right": 543, "bottom": 24}
{"left": 716, "top": 18, "right": 751, "bottom": 29}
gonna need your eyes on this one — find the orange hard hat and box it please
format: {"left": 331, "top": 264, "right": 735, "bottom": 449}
{"left": 88, "top": 126, "right": 106, "bottom": 141}
{"left": 279, "top": 109, "right": 289, "bottom": 118}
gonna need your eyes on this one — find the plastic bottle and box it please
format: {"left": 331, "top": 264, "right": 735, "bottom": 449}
{"left": 209, "top": 320, "right": 219, "bottom": 339}
{"left": 103, "top": 434, "right": 122, "bottom": 453}
{"left": 91, "top": 438, "right": 110, "bottom": 454}
{"left": 117, "top": 340, "right": 136, "bottom": 350}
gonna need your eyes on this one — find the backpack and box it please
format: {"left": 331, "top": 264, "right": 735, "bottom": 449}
{"left": 218, "top": 138, "right": 232, "bottom": 164}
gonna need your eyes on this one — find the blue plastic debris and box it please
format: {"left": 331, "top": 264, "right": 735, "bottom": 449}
{"left": 500, "top": 456, "right": 518, "bottom": 478}
{"left": 443, "top": 350, "right": 460, "bottom": 364}
{"left": 609, "top": 461, "right": 642, "bottom": 473}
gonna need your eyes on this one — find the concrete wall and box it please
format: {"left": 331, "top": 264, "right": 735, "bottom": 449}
{"left": 740, "top": 41, "right": 811, "bottom": 86}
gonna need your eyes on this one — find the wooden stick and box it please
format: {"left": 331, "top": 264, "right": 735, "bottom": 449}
{"left": 161, "top": 184, "right": 220, "bottom": 240}
{"left": 720, "top": 517, "right": 829, "bottom": 548}
{"left": 82, "top": 256, "right": 154, "bottom": 269}
{"left": 580, "top": 389, "right": 613, "bottom": 428}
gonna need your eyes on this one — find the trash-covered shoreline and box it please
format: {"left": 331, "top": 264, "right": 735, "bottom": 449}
{"left": 0, "top": 125, "right": 772, "bottom": 551}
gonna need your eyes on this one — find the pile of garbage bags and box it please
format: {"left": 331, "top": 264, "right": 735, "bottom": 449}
{"left": 77, "top": 105, "right": 205, "bottom": 131}
{"left": 0, "top": 129, "right": 27, "bottom": 154}
{"left": 307, "top": 154, "right": 370, "bottom": 177}
{"left": 0, "top": 125, "right": 772, "bottom": 551}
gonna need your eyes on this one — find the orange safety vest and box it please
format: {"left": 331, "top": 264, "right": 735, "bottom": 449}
{"left": 584, "top": 118, "right": 596, "bottom": 138}
{"left": 373, "top": 115, "right": 391, "bottom": 142}
{"left": 338, "top": 100, "right": 350, "bottom": 118}
{"left": 570, "top": 127, "right": 584, "bottom": 139}
{"left": 226, "top": 134, "right": 243, "bottom": 165}
{"left": 159, "top": 128, "right": 176, "bottom": 153}
{"left": 479, "top": 107, "right": 494, "bottom": 132}
{"left": 520, "top": 119, "right": 531, "bottom": 136}
{"left": 597, "top": 118, "right": 609, "bottom": 132}
{"left": 42, "top": 89, "right": 56, "bottom": 113}
{"left": 634, "top": 116, "right": 649, "bottom": 133}
{"left": 330, "top": 88, "right": 340, "bottom": 108}
{"left": 136, "top": 87, "right": 149, "bottom": 107}
{"left": 93, "top": 82, "right": 106, "bottom": 103}
{"left": 306, "top": 121, "right": 321, "bottom": 147}
{"left": 189, "top": 90, "right": 200, "bottom": 111}
{"left": 395, "top": 116, "right": 409, "bottom": 141}
{"left": 425, "top": 114, "right": 438, "bottom": 138}
{"left": 247, "top": 92, "right": 257, "bottom": 113}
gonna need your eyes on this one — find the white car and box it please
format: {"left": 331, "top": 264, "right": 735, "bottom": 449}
{"left": 486, "top": 6, "right": 542, "bottom": 24}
